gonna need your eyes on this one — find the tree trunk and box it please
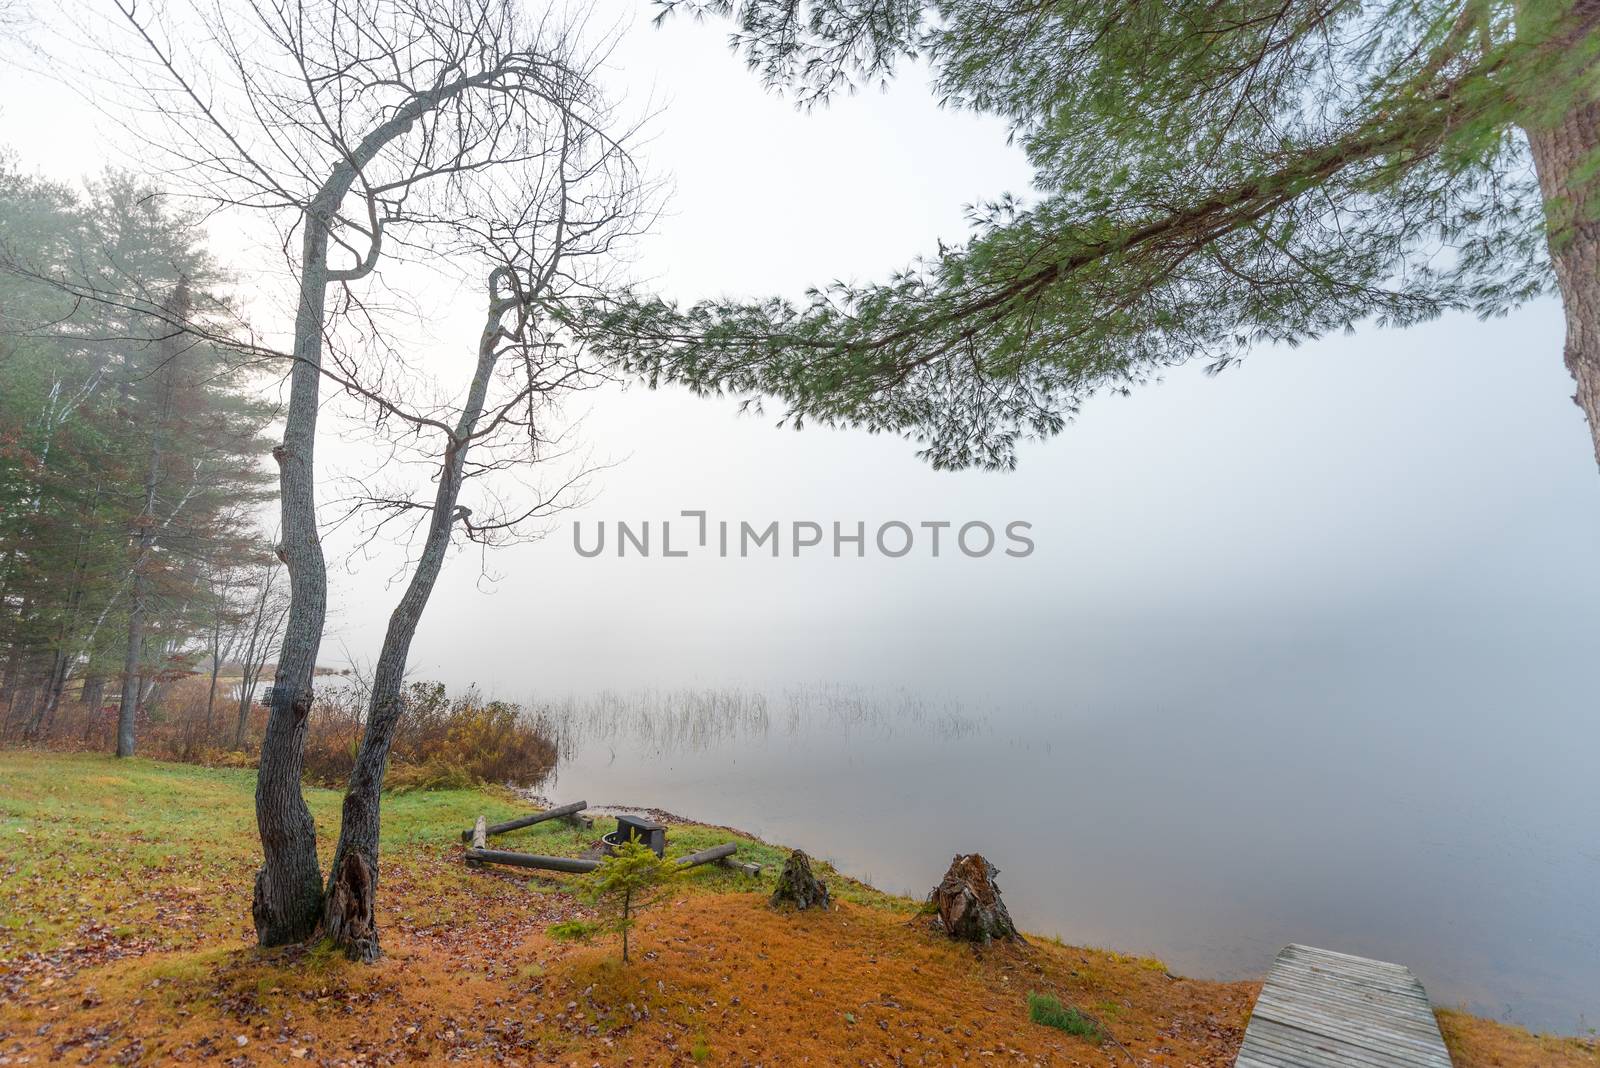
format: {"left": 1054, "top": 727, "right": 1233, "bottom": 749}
{"left": 622, "top": 888, "right": 632, "bottom": 963}
{"left": 321, "top": 299, "right": 506, "bottom": 961}
{"left": 81, "top": 675, "right": 105, "bottom": 710}
{"left": 29, "top": 645, "right": 72, "bottom": 739}
{"left": 252, "top": 209, "right": 335, "bottom": 948}
{"left": 252, "top": 87, "right": 468, "bottom": 948}
{"left": 233, "top": 578, "right": 277, "bottom": 751}
{"left": 1523, "top": 4, "right": 1600, "bottom": 469}
{"left": 204, "top": 625, "right": 229, "bottom": 745}
{"left": 116, "top": 445, "right": 161, "bottom": 758}
{"left": 117, "top": 282, "right": 188, "bottom": 757}
{"left": 233, "top": 671, "right": 256, "bottom": 750}
{"left": 30, "top": 514, "right": 94, "bottom": 739}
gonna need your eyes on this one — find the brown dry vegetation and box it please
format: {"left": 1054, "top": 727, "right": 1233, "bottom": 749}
{"left": 9, "top": 679, "right": 557, "bottom": 794}
{"left": 1, "top": 752, "right": 1594, "bottom": 1067}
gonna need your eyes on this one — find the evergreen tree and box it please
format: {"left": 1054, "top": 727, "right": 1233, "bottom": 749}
{"left": 584, "top": 841, "right": 678, "bottom": 964}
{"left": 596, "top": 1, "right": 1600, "bottom": 471}
{"left": 0, "top": 163, "right": 276, "bottom": 749}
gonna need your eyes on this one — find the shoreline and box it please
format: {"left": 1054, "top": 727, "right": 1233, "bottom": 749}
{"left": 2, "top": 751, "right": 1597, "bottom": 1067}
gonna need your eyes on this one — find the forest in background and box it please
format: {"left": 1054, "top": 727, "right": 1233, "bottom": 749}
{"left": 0, "top": 158, "right": 284, "bottom": 756}
{"left": 0, "top": 158, "right": 566, "bottom": 789}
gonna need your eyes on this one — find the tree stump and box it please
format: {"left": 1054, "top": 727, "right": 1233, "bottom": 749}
{"left": 769, "top": 850, "right": 830, "bottom": 910}
{"left": 928, "top": 853, "right": 1020, "bottom": 944}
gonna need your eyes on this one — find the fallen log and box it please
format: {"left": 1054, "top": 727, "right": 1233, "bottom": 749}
{"left": 472, "top": 815, "right": 487, "bottom": 849}
{"left": 464, "top": 848, "right": 600, "bottom": 873}
{"left": 467, "top": 842, "right": 753, "bottom": 879}
{"left": 461, "top": 800, "right": 588, "bottom": 842}
{"left": 674, "top": 843, "right": 738, "bottom": 870}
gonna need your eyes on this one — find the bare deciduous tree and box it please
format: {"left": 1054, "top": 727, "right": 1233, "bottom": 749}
{"left": 96, "top": 0, "right": 648, "bottom": 947}
{"left": 320, "top": 95, "right": 648, "bottom": 962}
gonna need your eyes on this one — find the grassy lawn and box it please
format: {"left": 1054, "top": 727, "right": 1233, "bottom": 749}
{"left": 1, "top": 751, "right": 1594, "bottom": 1067}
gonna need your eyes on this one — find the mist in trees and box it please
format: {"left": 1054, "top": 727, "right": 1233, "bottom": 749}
{"left": 0, "top": 164, "right": 279, "bottom": 753}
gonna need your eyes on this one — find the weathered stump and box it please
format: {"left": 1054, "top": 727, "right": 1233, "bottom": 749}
{"left": 769, "top": 850, "right": 830, "bottom": 911}
{"left": 323, "top": 851, "right": 380, "bottom": 963}
{"left": 928, "top": 853, "right": 1020, "bottom": 944}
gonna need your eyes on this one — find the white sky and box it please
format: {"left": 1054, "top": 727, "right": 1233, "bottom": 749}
{"left": 3, "top": 0, "right": 1598, "bottom": 709}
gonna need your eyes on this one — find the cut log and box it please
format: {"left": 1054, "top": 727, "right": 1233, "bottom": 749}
{"left": 928, "top": 853, "right": 1019, "bottom": 944}
{"left": 464, "top": 848, "right": 599, "bottom": 873}
{"left": 461, "top": 800, "right": 588, "bottom": 842}
{"left": 718, "top": 856, "right": 762, "bottom": 877}
{"left": 770, "top": 850, "right": 830, "bottom": 910}
{"left": 472, "top": 815, "right": 487, "bottom": 849}
{"left": 674, "top": 843, "right": 738, "bottom": 870}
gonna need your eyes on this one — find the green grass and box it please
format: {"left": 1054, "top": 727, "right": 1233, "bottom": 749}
{"left": 0, "top": 750, "right": 912, "bottom": 959}
{"left": 0, "top": 751, "right": 533, "bottom": 955}
{"left": 1027, "top": 991, "right": 1103, "bottom": 1040}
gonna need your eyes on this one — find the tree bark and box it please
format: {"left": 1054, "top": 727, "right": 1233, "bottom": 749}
{"left": 252, "top": 202, "right": 336, "bottom": 947}
{"left": 321, "top": 293, "right": 508, "bottom": 961}
{"left": 1523, "top": 3, "right": 1600, "bottom": 469}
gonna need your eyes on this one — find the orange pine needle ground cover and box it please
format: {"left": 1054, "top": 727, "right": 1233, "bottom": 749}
{"left": 2, "top": 753, "right": 1595, "bottom": 1067}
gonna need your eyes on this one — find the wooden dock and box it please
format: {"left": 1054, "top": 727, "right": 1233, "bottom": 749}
{"left": 1236, "top": 944, "right": 1452, "bottom": 1068}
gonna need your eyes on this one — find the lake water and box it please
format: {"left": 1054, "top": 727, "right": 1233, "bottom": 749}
{"left": 537, "top": 683, "right": 1600, "bottom": 1036}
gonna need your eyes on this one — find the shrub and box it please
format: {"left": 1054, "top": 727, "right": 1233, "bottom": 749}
{"left": 1027, "top": 992, "right": 1102, "bottom": 1040}
{"left": 301, "top": 681, "right": 557, "bottom": 791}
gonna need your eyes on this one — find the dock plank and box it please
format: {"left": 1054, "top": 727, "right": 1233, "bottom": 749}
{"left": 1236, "top": 944, "right": 1451, "bottom": 1068}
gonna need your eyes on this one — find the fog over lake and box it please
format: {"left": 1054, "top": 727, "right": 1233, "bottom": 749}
{"left": 7, "top": 0, "right": 1596, "bottom": 1036}
{"left": 353, "top": 297, "right": 1600, "bottom": 1036}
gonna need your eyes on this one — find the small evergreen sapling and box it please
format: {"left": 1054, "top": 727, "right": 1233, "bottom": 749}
{"left": 585, "top": 841, "right": 677, "bottom": 963}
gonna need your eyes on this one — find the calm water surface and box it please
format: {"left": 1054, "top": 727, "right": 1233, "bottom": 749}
{"left": 538, "top": 682, "right": 1599, "bottom": 1035}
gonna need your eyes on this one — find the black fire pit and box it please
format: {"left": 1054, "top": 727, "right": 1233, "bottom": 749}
{"left": 601, "top": 813, "right": 666, "bottom": 857}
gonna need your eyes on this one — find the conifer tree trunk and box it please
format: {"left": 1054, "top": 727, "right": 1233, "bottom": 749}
{"left": 115, "top": 281, "right": 190, "bottom": 757}
{"left": 1522, "top": 3, "right": 1600, "bottom": 470}
{"left": 116, "top": 468, "right": 158, "bottom": 758}
{"left": 1527, "top": 102, "right": 1600, "bottom": 469}
{"left": 31, "top": 519, "right": 95, "bottom": 739}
